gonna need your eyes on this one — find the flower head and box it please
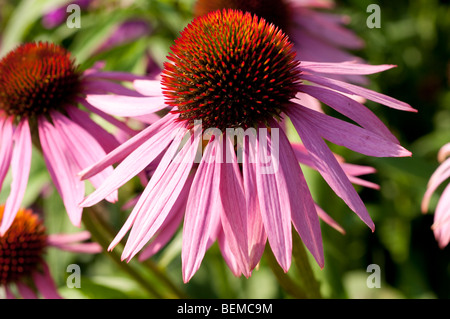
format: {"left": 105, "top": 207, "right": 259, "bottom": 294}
{"left": 193, "top": 0, "right": 366, "bottom": 83}
{"left": 0, "top": 205, "right": 101, "bottom": 298}
{"left": 0, "top": 41, "right": 151, "bottom": 234}
{"left": 80, "top": 9, "right": 415, "bottom": 282}
{"left": 422, "top": 143, "right": 450, "bottom": 248}
{"left": 163, "top": 9, "right": 301, "bottom": 130}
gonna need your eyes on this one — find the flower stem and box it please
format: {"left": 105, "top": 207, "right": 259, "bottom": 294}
{"left": 264, "top": 245, "right": 308, "bottom": 299}
{"left": 82, "top": 207, "right": 164, "bottom": 298}
{"left": 291, "top": 231, "right": 322, "bottom": 299}
{"left": 83, "top": 204, "right": 187, "bottom": 299}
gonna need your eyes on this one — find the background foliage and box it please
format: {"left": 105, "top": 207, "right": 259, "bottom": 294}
{"left": 0, "top": 0, "right": 448, "bottom": 299}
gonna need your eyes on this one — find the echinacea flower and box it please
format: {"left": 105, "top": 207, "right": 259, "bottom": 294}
{"left": 193, "top": 0, "right": 366, "bottom": 83}
{"left": 0, "top": 205, "right": 101, "bottom": 299}
{"left": 422, "top": 143, "right": 450, "bottom": 248}
{"left": 0, "top": 41, "right": 153, "bottom": 235}
{"left": 80, "top": 10, "right": 416, "bottom": 282}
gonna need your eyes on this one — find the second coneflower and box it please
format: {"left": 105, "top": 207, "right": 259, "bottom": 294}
{"left": 80, "top": 9, "right": 416, "bottom": 282}
{"left": 0, "top": 42, "right": 158, "bottom": 234}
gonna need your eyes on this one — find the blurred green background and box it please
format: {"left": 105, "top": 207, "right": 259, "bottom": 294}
{"left": 0, "top": 0, "right": 448, "bottom": 299}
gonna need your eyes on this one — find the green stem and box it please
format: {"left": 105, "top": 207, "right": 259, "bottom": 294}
{"left": 264, "top": 246, "right": 308, "bottom": 299}
{"left": 83, "top": 204, "right": 187, "bottom": 299}
{"left": 82, "top": 207, "right": 163, "bottom": 298}
{"left": 291, "top": 231, "right": 322, "bottom": 299}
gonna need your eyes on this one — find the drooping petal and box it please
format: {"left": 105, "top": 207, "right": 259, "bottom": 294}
{"left": 422, "top": 159, "right": 450, "bottom": 213}
{"left": 16, "top": 283, "right": 37, "bottom": 299}
{"left": 288, "top": 107, "right": 375, "bottom": 231}
{"left": 315, "top": 204, "right": 346, "bottom": 235}
{"left": 182, "top": 137, "right": 222, "bottom": 283}
{"left": 289, "top": 104, "right": 411, "bottom": 158}
{"left": 66, "top": 106, "right": 120, "bottom": 154}
{"left": 86, "top": 94, "right": 167, "bottom": 117}
{"left": 50, "top": 111, "right": 117, "bottom": 203}
{"left": 79, "top": 112, "right": 177, "bottom": 181}
{"left": 298, "top": 85, "right": 398, "bottom": 143}
{"left": 438, "top": 143, "right": 450, "bottom": 163}
{"left": 219, "top": 135, "right": 251, "bottom": 277}
{"left": 301, "top": 73, "right": 417, "bottom": 112}
{"left": 0, "top": 117, "right": 14, "bottom": 197}
{"left": 242, "top": 134, "right": 267, "bottom": 270}
{"left": 32, "top": 263, "right": 62, "bottom": 299}
{"left": 80, "top": 115, "right": 183, "bottom": 207}
{"left": 293, "top": 8, "right": 364, "bottom": 49}
{"left": 255, "top": 129, "right": 292, "bottom": 272}
{"left": 1, "top": 119, "right": 32, "bottom": 235}
{"left": 47, "top": 231, "right": 92, "bottom": 245}
{"left": 433, "top": 184, "right": 450, "bottom": 248}
{"left": 133, "top": 79, "right": 163, "bottom": 96}
{"left": 218, "top": 227, "right": 242, "bottom": 277}
{"left": 300, "top": 61, "right": 394, "bottom": 75}
{"left": 83, "top": 79, "right": 145, "bottom": 97}
{"left": 118, "top": 127, "right": 199, "bottom": 259}
{"left": 38, "top": 117, "right": 84, "bottom": 227}
{"left": 275, "top": 123, "right": 324, "bottom": 267}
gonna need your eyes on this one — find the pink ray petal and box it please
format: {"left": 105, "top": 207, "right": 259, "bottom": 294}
{"left": 54, "top": 242, "right": 103, "bottom": 254}
{"left": 138, "top": 178, "right": 190, "bottom": 261}
{"left": 47, "top": 231, "right": 92, "bottom": 246}
{"left": 38, "top": 117, "right": 84, "bottom": 227}
{"left": 51, "top": 111, "right": 117, "bottom": 203}
{"left": 182, "top": 138, "right": 222, "bottom": 283}
{"left": 290, "top": 104, "right": 411, "bottom": 158}
{"left": 32, "top": 263, "right": 62, "bottom": 299}
{"left": 288, "top": 107, "right": 375, "bottom": 231}
{"left": 438, "top": 143, "right": 450, "bottom": 163}
{"left": 86, "top": 94, "right": 167, "bottom": 117}
{"left": 79, "top": 99, "right": 137, "bottom": 137}
{"left": 83, "top": 70, "right": 148, "bottom": 82}
{"left": 17, "top": 283, "right": 37, "bottom": 299}
{"left": 5, "top": 286, "right": 15, "bottom": 299}
{"left": 295, "top": 92, "right": 323, "bottom": 112}
{"left": 219, "top": 135, "right": 251, "bottom": 277}
{"left": 133, "top": 79, "right": 163, "bottom": 96}
{"left": 115, "top": 128, "right": 198, "bottom": 257}
{"left": 298, "top": 85, "right": 399, "bottom": 143}
{"left": 1, "top": 119, "right": 32, "bottom": 235}
{"left": 80, "top": 115, "right": 183, "bottom": 207}
{"left": 0, "top": 117, "right": 14, "bottom": 196}
{"left": 65, "top": 106, "right": 120, "bottom": 154}
{"left": 302, "top": 73, "right": 417, "bottom": 112}
{"left": 433, "top": 184, "right": 450, "bottom": 248}
{"left": 218, "top": 227, "right": 242, "bottom": 277}
{"left": 275, "top": 123, "right": 324, "bottom": 267}
{"left": 300, "top": 61, "right": 394, "bottom": 75}
{"left": 255, "top": 129, "right": 292, "bottom": 272}
{"left": 315, "top": 204, "right": 346, "bottom": 235}
{"left": 242, "top": 134, "right": 267, "bottom": 270}
{"left": 422, "top": 159, "right": 450, "bottom": 213}
{"left": 293, "top": 8, "right": 364, "bottom": 49}
{"left": 79, "top": 112, "right": 177, "bottom": 181}
{"left": 83, "top": 79, "right": 145, "bottom": 97}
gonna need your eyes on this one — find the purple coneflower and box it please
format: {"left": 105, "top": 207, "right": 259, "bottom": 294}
{"left": 0, "top": 205, "right": 101, "bottom": 299}
{"left": 0, "top": 41, "right": 153, "bottom": 234}
{"left": 422, "top": 143, "right": 450, "bottom": 248}
{"left": 80, "top": 10, "right": 416, "bottom": 282}
{"left": 193, "top": 0, "right": 366, "bottom": 84}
